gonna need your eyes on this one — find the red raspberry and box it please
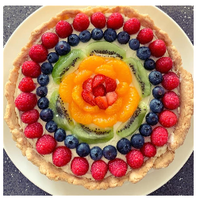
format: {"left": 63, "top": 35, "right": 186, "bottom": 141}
{"left": 18, "top": 77, "right": 36, "bottom": 92}
{"left": 91, "top": 160, "right": 108, "bottom": 180}
{"left": 29, "top": 44, "right": 48, "bottom": 63}
{"left": 91, "top": 12, "right": 106, "bottom": 28}
{"left": 92, "top": 84, "right": 106, "bottom": 97}
{"left": 123, "top": 18, "right": 140, "bottom": 35}
{"left": 155, "top": 57, "right": 173, "bottom": 73}
{"left": 137, "top": 28, "right": 153, "bottom": 44}
{"left": 108, "top": 158, "right": 127, "bottom": 177}
{"left": 53, "top": 146, "right": 72, "bottom": 167}
{"left": 21, "top": 61, "right": 41, "bottom": 78}
{"left": 73, "top": 13, "right": 90, "bottom": 32}
{"left": 104, "top": 76, "right": 117, "bottom": 92}
{"left": 41, "top": 32, "right": 59, "bottom": 49}
{"left": 159, "top": 110, "right": 178, "bottom": 128}
{"left": 162, "top": 91, "right": 180, "bottom": 110}
{"left": 149, "top": 39, "right": 166, "bottom": 57}
{"left": 151, "top": 126, "right": 168, "bottom": 146}
{"left": 140, "top": 142, "right": 157, "bottom": 157}
{"left": 55, "top": 20, "right": 73, "bottom": 38}
{"left": 162, "top": 72, "right": 180, "bottom": 90}
{"left": 36, "top": 135, "right": 57, "bottom": 155}
{"left": 15, "top": 92, "right": 37, "bottom": 111}
{"left": 71, "top": 157, "right": 89, "bottom": 176}
{"left": 24, "top": 122, "right": 43, "bottom": 139}
{"left": 21, "top": 109, "right": 39, "bottom": 124}
{"left": 107, "top": 13, "right": 124, "bottom": 30}
{"left": 126, "top": 150, "right": 144, "bottom": 169}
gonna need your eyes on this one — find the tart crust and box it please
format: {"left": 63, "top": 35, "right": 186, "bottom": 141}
{"left": 4, "top": 6, "right": 193, "bottom": 190}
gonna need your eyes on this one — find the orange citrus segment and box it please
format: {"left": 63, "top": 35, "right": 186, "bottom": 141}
{"left": 105, "top": 97, "right": 123, "bottom": 115}
{"left": 74, "top": 70, "right": 93, "bottom": 84}
{"left": 94, "top": 64, "right": 117, "bottom": 79}
{"left": 93, "top": 113, "right": 117, "bottom": 127}
{"left": 115, "top": 82, "right": 129, "bottom": 96}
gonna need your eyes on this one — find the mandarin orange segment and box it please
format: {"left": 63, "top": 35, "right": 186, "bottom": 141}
{"left": 105, "top": 97, "right": 123, "bottom": 115}
{"left": 94, "top": 64, "right": 117, "bottom": 79}
{"left": 59, "top": 73, "right": 76, "bottom": 103}
{"left": 93, "top": 113, "right": 117, "bottom": 128}
{"left": 74, "top": 70, "right": 93, "bottom": 84}
{"left": 115, "top": 82, "right": 129, "bottom": 96}
{"left": 117, "top": 86, "right": 140, "bottom": 122}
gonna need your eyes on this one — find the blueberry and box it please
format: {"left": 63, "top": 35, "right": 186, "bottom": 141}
{"left": 117, "top": 31, "right": 130, "bottom": 44}
{"left": 55, "top": 41, "right": 71, "bottom": 56}
{"left": 150, "top": 99, "right": 164, "bottom": 113}
{"left": 131, "top": 134, "right": 144, "bottom": 149}
{"left": 45, "top": 120, "right": 57, "bottom": 133}
{"left": 139, "top": 123, "right": 152, "bottom": 137}
{"left": 64, "top": 135, "right": 79, "bottom": 149}
{"left": 54, "top": 128, "right": 66, "bottom": 142}
{"left": 37, "top": 97, "right": 49, "bottom": 109}
{"left": 148, "top": 71, "right": 163, "bottom": 85}
{"left": 90, "top": 146, "right": 103, "bottom": 161}
{"left": 116, "top": 138, "right": 131, "bottom": 154}
{"left": 76, "top": 143, "right": 90, "bottom": 157}
{"left": 152, "top": 86, "right": 165, "bottom": 99}
{"left": 146, "top": 112, "right": 158, "bottom": 126}
{"left": 104, "top": 28, "right": 117, "bottom": 42}
{"left": 91, "top": 28, "right": 104, "bottom": 40}
{"left": 79, "top": 30, "right": 91, "bottom": 42}
{"left": 68, "top": 34, "right": 80, "bottom": 46}
{"left": 137, "top": 46, "right": 151, "bottom": 60}
{"left": 36, "top": 86, "right": 48, "bottom": 97}
{"left": 37, "top": 74, "right": 49, "bottom": 86}
{"left": 40, "top": 108, "right": 53, "bottom": 122}
{"left": 144, "top": 58, "right": 156, "bottom": 70}
{"left": 41, "top": 62, "right": 53, "bottom": 75}
{"left": 129, "top": 38, "right": 140, "bottom": 50}
{"left": 103, "top": 145, "right": 117, "bottom": 160}
{"left": 47, "top": 52, "right": 59, "bottom": 63}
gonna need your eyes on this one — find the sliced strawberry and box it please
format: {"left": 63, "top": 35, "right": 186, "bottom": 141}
{"left": 105, "top": 77, "right": 117, "bottom": 92}
{"left": 82, "top": 78, "right": 93, "bottom": 92}
{"left": 81, "top": 90, "right": 96, "bottom": 106}
{"left": 92, "top": 74, "right": 106, "bottom": 88}
{"left": 106, "top": 91, "right": 118, "bottom": 106}
{"left": 93, "top": 84, "right": 106, "bottom": 97}
{"left": 95, "top": 96, "right": 108, "bottom": 110}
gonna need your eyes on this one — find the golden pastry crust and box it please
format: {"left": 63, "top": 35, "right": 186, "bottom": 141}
{"left": 4, "top": 6, "right": 193, "bottom": 190}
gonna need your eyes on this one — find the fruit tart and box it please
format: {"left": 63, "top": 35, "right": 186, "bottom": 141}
{"left": 4, "top": 6, "right": 194, "bottom": 190}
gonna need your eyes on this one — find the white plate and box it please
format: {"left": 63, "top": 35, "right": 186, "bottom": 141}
{"left": 3, "top": 6, "right": 193, "bottom": 195}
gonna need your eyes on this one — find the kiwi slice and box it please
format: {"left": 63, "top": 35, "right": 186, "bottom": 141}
{"left": 85, "top": 41, "right": 126, "bottom": 59}
{"left": 116, "top": 101, "right": 148, "bottom": 137}
{"left": 52, "top": 49, "right": 86, "bottom": 84}
{"left": 125, "top": 57, "right": 151, "bottom": 98}
{"left": 72, "top": 123, "right": 114, "bottom": 144}
{"left": 49, "top": 90, "right": 74, "bottom": 131}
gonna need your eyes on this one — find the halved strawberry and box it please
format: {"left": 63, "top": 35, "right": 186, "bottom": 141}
{"left": 105, "top": 77, "right": 117, "bottom": 92}
{"left": 93, "top": 84, "right": 106, "bottom": 97}
{"left": 95, "top": 96, "right": 108, "bottom": 110}
{"left": 82, "top": 78, "right": 93, "bottom": 92}
{"left": 106, "top": 91, "right": 118, "bottom": 106}
{"left": 92, "top": 74, "right": 106, "bottom": 88}
{"left": 81, "top": 90, "right": 96, "bottom": 106}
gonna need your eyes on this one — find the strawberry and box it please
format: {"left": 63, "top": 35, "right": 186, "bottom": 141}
{"left": 18, "top": 77, "right": 36, "bottom": 92}
{"left": 21, "top": 109, "right": 39, "bottom": 124}
{"left": 55, "top": 20, "right": 73, "bottom": 38}
{"left": 82, "top": 78, "right": 93, "bottom": 92}
{"left": 24, "top": 122, "right": 43, "bottom": 139}
{"left": 81, "top": 90, "right": 96, "bottom": 106}
{"left": 92, "top": 74, "right": 106, "bottom": 88}
{"left": 41, "top": 32, "right": 59, "bottom": 49}
{"left": 95, "top": 96, "right": 108, "bottom": 110}
{"left": 108, "top": 158, "right": 127, "bottom": 177}
{"left": 91, "top": 12, "right": 106, "bottom": 29}
{"left": 126, "top": 150, "right": 144, "bottom": 169}
{"left": 71, "top": 157, "right": 89, "bottom": 176}
{"left": 73, "top": 13, "right": 90, "bottom": 32}
{"left": 93, "top": 84, "right": 106, "bottom": 97}
{"left": 21, "top": 61, "right": 41, "bottom": 78}
{"left": 105, "top": 77, "right": 117, "bottom": 92}
{"left": 91, "top": 160, "right": 108, "bottom": 180}
{"left": 29, "top": 44, "right": 48, "bottom": 63}
{"left": 106, "top": 91, "right": 118, "bottom": 106}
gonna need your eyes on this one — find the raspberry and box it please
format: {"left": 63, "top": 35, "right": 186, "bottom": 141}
{"left": 41, "top": 32, "right": 59, "bottom": 49}
{"left": 29, "top": 44, "right": 48, "bottom": 63}
{"left": 55, "top": 20, "right": 73, "bottom": 38}
{"left": 71, "top": 157, "right": 89, "bottom": 176}
{"left": 36, "top": 135, "right": 57, "bottom": 155}
{"left": 149, "top": 39, "right": 166, "bottom": 57}
{"left": 155, "top": 57, "right": 173, "bottom": 73}
{"left": 21, "top": 61, "right": 41, "bottom": 78}
{"left": 91, "top": 160, "right": 108, "bottom": 180}
{"left": 91, "top": 12, "right": 106, "bottom": 28}
{"left": 24, "top": 122, "right": 43, "bottom": 139}
{"left": 137, "top": 28, "right": 153, "bottom": 44}
{"left": 123, "top": 18, "right": 140, "bottom": 35}
{"left": 107, "top": 13, "right": 124, "bottom": 30}
{"left": 126, "top": 150, "right": 144, "bottom": 169}
{"left": 162, "top": 91, "right": 180, "bottom": 110}
{"left": 18, "top": 77, "right": 36, "bottom": 92}
{"left": 162, "top": 72, "right": 180, "bottom": 90}
{"left": 53, "top": 146, "right": 72, "bottom": 167}
{"left": 15, "top": 92, "right": 37, "bottom": 111}
{"left": 108, "top": 158, "right": 127, "bottom": 177}
{"left": 159, "top": 110, "right": 178, "bottom": 128}
{"left": 73, "top": 13, "right": 90, "bottom": 32}
{"left": 151, "top": 126, "right": 168, "bottom": 146}
{"left": 21, "top": 109, "right": 39, "bottom": 124}
{"left": 140, "top": 142, "right": 157, "bottom": 157}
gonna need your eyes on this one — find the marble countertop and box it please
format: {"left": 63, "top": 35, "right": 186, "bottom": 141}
{"left": 3, "top": 5, "right": 193, "bottom": 195}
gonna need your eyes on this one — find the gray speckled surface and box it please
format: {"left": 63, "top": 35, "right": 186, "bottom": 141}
{"left": 3, "top": 6, "right": 193, "bottom": 195}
